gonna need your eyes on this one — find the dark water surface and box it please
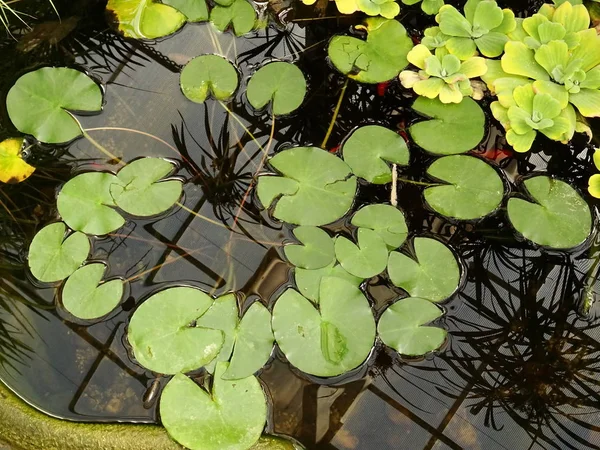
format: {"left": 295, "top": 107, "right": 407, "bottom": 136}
{"left": 1, "top": 0, "right": 600, "bottom": 449}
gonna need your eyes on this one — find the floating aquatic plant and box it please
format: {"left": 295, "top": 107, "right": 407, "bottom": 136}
{"left": 401, "top": 0, "right": 444, "bottom": 15}
{"left": 0, "top": 138, "right": 35, "bottom": 184}
{"left": 301, "top": 0, "right": 400, "bottom": 18}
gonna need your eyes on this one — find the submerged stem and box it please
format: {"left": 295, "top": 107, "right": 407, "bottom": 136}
{"left": 321, "top": 79, "right": 349, "bottom": 149}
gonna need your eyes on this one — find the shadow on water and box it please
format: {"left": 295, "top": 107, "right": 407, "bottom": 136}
{"left": 0, "top": 0, "right": 600, "bottom": 448}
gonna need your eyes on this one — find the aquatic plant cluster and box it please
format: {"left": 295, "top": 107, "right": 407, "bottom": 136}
{"left": 1, "top": 0, "right": 600, "bottom": 449}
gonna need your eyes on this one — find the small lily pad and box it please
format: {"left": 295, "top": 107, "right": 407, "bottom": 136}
{"left": 127, "top": 286, "right": 224, "bottom": 374}
{"left": 110, "top": 158, "right": 183, "bottom": 217}
{"left": 246, "top": 62, "right": 307, "bottom": 116}
{"left": 28, "top": 222, "right": 90, "bottom": 283}
{"left": 342, "top": 125, "right": 409, "bottom": 184}
{"left": 387, "top": 237, "right": 460, "bottom": 302}
{"left": 409, "top": 97, "right": 485, "bottom": 155}
{"left": 295, "top": 262, "right": 363, "bottom": 303}
{"left": 57, "top": 172, "right": 125, "bottom": 236}
{"left": 160, "top": 364, "right": 266, "bottom": 450}
{"left": 378, "top": 297, "right": 447, "bottom": 356}
{"left": 284, "top": 226, "right": 335, "bottom": 270}
{"left": 6, "top": 67, "right": 102, "bottom": 144}
{"left": 272, "top": 277, "right": 375, "bottom": 377}
{"left": 0, "top": 138, "right": 35, "bottom": 184}
{"left": 180, "top": 55, "right": 239, "bottom": 103}
{"left": 507, "top": 176, "right": 592, "bottom": 249}
{"left": 257, "top": 147, "right": 357, "bottom": 226}
{"left": 106, "top": 0, "right": 186, "bottom": 39}
{"left": 351, "top": 204, "right": 408, "bottom": 249}
{"left": 424, "top": 155, "right": 504, "bottom": 220}
{"left": 210, "top": 0, "right": 256, "bottom": 37}
{"left": 163, "top": 0, "right": 208, "bottom": 21}
{"left": 62, "top": 263, "right": 124, "bottom": 320}
{"left": 334, "top": 228, "right": 389, "bottom": 278}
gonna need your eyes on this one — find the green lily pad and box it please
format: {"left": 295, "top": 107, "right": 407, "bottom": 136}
{"left": 387, "top": 237, "right": 460, "bottom": 302}
{"left": 334, "top": 229, "right": 389, "bottom": 278}
{"left": 378, "top": 297, "right": 447, "bottom": 356}
{"left": 246, "top": 62, "right": 307, "bottom": 116}
{"left": 106, "top": 0, "right": 186, "bottom": 39}
{"left": 160, "top": 364, "right": 266, "bottom": 450}
{"left": 127, "top": 286, "right": 224, "bottom": 374}
{"left": 180, "top": 55, "right": 239, "bottom": 103}
{"left": 110, "top": 158, "right": 183, "bottom": 217}
{"left": 507, "top": 176, "right": 592, "bottom": 249}
{"left": 342, "top": 125, "right": 409, "bottom": 184}
{"left": 0, "top": 137, "right": 35, "bottom": 184}
{"left": 351, "top": 204, "right": 408, "bottom": 249}
{"left": 272, "top": 277, "right": 375, "bottom": 377}
{"left": 163, "top": 0, "right": 208, "bottom": 21}
{"left": 295, "top": 262, "right": 363, "bottom": 303}
{"left": 62, "top": 263, "right": 124, "bottom": 320}
{"left": 210, "top": 0, "right": 256, "bottom": 37}
{"left": 409, "top": 97, "right": 485, "bottom": 155}
{"left": 28, "top": 222, "right": 90, "bottom": 283}
{"left": 257, "top": 147, "right": 357, "bottom": 226}
{"left": 284, "top": 226, "right": 335, "bottom": 270}
{"left": 328, "top": 17, "right": 413, "bottom": 83}
{"left": 424, "top": 155, "right": 504, "bottom": 220}
{"left": 6, "top": 67, "right": 102, "bottom": 144}
{"left": 57, "top": 172, "right": 125, "bottom": 236}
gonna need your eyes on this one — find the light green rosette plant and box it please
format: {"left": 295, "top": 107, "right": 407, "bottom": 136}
{"left": 399, "top": 44, "right": 487, "bottom": 103}
{"left": 421, "top": 0, "right": 516, "bottom": 60}
{"left": 401, "top": 0, "right": 444, "bottom": 15}
{"left": 301, "top": 0, "right": 400, "bottom": 18}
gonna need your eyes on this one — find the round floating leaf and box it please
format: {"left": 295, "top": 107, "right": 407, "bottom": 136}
{"left": 409, "top": 97, "right": 485, "bottom": 155}
{"left": 223, "top": 302, "right": 274, "bottom": 380}
{"left": 163, "top": 0, "right": 208, "bottom": 21}
{"left": 272, "top": 277, "right": 376, "bottom": 377}
{"left": 295, "top": 262, "right": 363, "bottom": 303}
{"left": 62, "top": 263, "right": 123, "bottom": 320}
{"left": 334, "top": 228, "right": 388, "bottom": 278}
{"left": 106, "top": 0, "right": 186, "bottom": 39}
{"left": 351, "top": 204, "right": 408, "bottom": 248}
{"left": 6, "top": 67, "right": 102, "bottom": 144}
{"left": 110, "top": 158, "right": 183, "bottom": 217}
{"left": 210, "top": 0, "right": 256, "bottom": 37}
{"left": 160, "top": 364, "right": 266, "bottom": 450}
{"left": 0, "top": 137, "right": 35, "bottom": 184}
{"left": 378, "top": 297, "right": 447, "bottom": 356}
{"left": 424, "top": 155, "right": 504, "bottom": 220}
{"left": 28, "top": 222, "right": 90, "bottom": 283}
{"left": 507, "top": 176, "right": 592, "bottom": 249}
{"left": 342, "top": 125, "right": 409, "bottom": 184}
{"left": 180, "top": 55, "right": 238, "bottom": 103}
{"left": 388, "top": 237, "right": 460, "bottom": 302}
{"left": 284, "top": 226, "right": 335, "bottom": 270}
{"left": 257, "top": 147, "right": 357, "bottom": 226}
{"left": 57, "top": 172, "right": 125, "bottom": 236}
{"left": 127, "top": 286, "right": 224, "bottom": 374}
{"left": 328, "top": 17, "right": 413, "bottom": 83}
{"left": 247, "top": 62, "right": 307, "bottom": 116}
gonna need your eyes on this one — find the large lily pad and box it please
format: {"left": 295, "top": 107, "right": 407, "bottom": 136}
{"left": 246, "top": 62, "right": 307, "bottom": 116}
{"left": 334, "top": 228, "right": 389, "bottom": 278}
{"left": 180, "top": 55, "right": 239, "bottom": 103}
{"left": 106, "top": 0, "right": 186, "bottom": 39}
{"left": 409, "top": 97, "right": 485, "bottom": 155}
{"left": 57, "top": 172, "right": 125, "bottom": 236}
{"left": 61, "top": 263, "right": 124, "bottom": 320}
{"left": 0, "top": 137, "right": 35, "bottom": 184}
{"left": 387, "top": 237, "right": 460, "bottom": 302}
{"left": 272, "top": 277, "right": 375, "bottom": 377}
{"left": 424, "top": 155, "right": 504, "bottom": 220}
{"left": 284, "top": 226, "right": 335, "bottom": 270}
{"left": 328, "top": 17, "right": 413, "bottom": 83}
{"left": 110, "top": 158, "right": 183, "bottom": 217}
{"left": 28, "top": 222, "right": 90, "bottom": 283}
{"left": 257, "top": 147, "right": 357, "bottom": 226}
{"left": 6, "top": 67, "right": 102, "bottom": 144}
{"left": 507, "top": 176, "right": 592, "bottom": 249}
{"left": 127, "top": 286, "right": 224, "bottom": 374}
{"left": 378, "top": 297, "right": 447, "bottom": 356}
{"left": 210, "top": 0, "right": 256, "bottom": 37}
{"left": 351, "top": 204, "right": 408, "bottom": 249}
{"left": 295, "top": 262, "right": 363, "bottom": 303}
{"left": 160, "top": 364, "right": 266, "bottom": 450}
{"left": 342, "top": 125, "right": 409, "bottom": 184}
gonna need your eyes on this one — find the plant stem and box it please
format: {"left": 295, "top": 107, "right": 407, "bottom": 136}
{"left": 321, "top": 79, "right": 349, "bottom": 149}
{"left": 391, "top": 164, "right": 398, "bottom": 206}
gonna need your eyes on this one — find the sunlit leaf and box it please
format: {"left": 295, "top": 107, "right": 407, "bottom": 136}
{"left": 180, "top": 55, "right": 239, "bottom": 103}
{"left": 351, "top": 204, "right": 408, "bottom": 249}
{"left": 284, "top": 226, "right": 335, "bottom": 270}
{"left": 210, "top": 0, "right": 256, "bottom": 36}
{"left": 295, "top": 262, "right": 363, "bottom": 303}
{"left": 247, "top": 62, "right": 307, "bottom": 115}
{"left": 0, "top": 137, "right": 35, "bottom": 184}
{"left": 106, "top": 0, "right": 186, "bottom": 39}
{"left": 334, "top": 228, "right": 389, "bottom": 278}
{"left": 163, "top": 0, "right": 208, "bottom": 21}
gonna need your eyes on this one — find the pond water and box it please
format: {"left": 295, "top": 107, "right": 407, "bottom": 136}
{"left": 1, "top": 0, "right": 600, "bottom": 449}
